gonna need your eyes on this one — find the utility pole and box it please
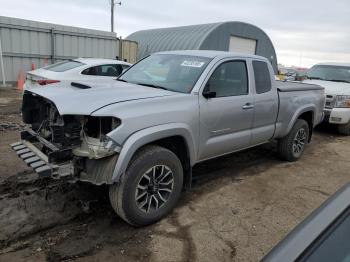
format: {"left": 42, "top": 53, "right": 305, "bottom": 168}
{"left": 111, "top": 0, "right": 122, "bottom": 33}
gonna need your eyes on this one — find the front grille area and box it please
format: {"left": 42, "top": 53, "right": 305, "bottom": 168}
{"left": 50, "top": 117, "right": 82, "bottom": 147}
{"left": 325, "top": 94, "right": 336, "bottom": 109}
{"left": 22, "top": 91, "right": 82, "bottom": 149}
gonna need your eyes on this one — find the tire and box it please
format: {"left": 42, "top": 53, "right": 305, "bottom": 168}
{"left": 109, "top": 145, "right": 183, "bottom": 226}
{"left": 278, "top": 119, "right": 310, "bottom": 162}
{"left": 338, "top": 122, "right": 350, "bottom": 136}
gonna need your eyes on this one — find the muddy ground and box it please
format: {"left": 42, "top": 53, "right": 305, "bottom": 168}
{"left": 0, "top": 88, "right": 349, "bottom": 262}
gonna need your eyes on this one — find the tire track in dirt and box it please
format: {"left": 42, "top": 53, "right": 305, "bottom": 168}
{"left": 0, "top": 172, "right": 104, "bottom": 248}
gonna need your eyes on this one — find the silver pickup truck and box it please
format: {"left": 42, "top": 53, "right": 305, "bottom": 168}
{"left": 12, "top": 51, "right": 325, "bottom": 226}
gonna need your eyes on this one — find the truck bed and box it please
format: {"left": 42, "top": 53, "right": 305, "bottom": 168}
{"left": 276, "top": 80, "right": 324, "bottom": 92}
{"left": 274, "top": 81, "right": 325, "bottom": 139}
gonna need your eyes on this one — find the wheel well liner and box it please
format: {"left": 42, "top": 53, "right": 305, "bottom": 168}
{"left": 140, "top": 136, "right": 192, "bottom": 189}
{"left": 298, "top": 111, "right": 314, "bottom": 142}
{"left": 152, "top": 136, "right": 190, "bottom": 170}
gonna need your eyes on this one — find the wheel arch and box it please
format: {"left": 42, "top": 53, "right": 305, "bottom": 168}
{"left": 111, "top": 123, "right": 196, "bottom": 185}
{"left": 283, "top": 105, "right": 316, "bottom": 139}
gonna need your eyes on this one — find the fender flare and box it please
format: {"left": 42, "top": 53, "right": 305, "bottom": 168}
{"left": 282, "top": 104, "right": 316, "bottom": 137}
{"left": 111, "top": 123, "right": 197, "bottom": 182}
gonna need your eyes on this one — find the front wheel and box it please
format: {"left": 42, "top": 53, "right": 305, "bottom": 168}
{"left": 109, "top": 145, "right": 183, "bottom": 226}
{"left": 338, "top": 122, "right": 350, "bottom": 136}
{"left": 278, "top": 119, "right": 310, "bottom": 162}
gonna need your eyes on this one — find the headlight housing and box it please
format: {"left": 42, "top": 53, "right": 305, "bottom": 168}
{"left": 101, "top": 135, "right": 122, "bottom": 153}
{"left": 77, "top": 116, "right": 122, "bottom": 158}
{"left": 335, "top": 95, "right": 350, "bottom": 108}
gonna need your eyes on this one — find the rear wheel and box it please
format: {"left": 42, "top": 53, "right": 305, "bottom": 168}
{"left": 338, "top": 122, "right": 350, "bottom": 136}
{"left": 278, "top": 119, "right": 310, "bottom": 162}
{"left": 109, "top": 145, "right": 183, "bottom": 226}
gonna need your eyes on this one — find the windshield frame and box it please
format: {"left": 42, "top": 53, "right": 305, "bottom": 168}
{"left": 118, "top": 54, "right": 213, "bottom": 93}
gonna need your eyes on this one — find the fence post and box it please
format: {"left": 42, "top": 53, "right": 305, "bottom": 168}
{"left": 119, "top": 36, "right": 123, "bottom": 60}
{"left": 50, "top": 28, "right": 55, "bottom": 63}
{"left": 0, "top": 35, "right": 6, "bottom": 87}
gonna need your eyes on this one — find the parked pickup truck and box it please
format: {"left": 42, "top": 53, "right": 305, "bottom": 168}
{"left": 303, "top": 63, "right": 350, "bottom": 135}
{"left": 12, "top": 51, "right": 325, "bottom": 226}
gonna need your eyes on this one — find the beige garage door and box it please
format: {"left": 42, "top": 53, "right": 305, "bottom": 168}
{"left": 229, "top": 36, "right": 257, "bottom": 54}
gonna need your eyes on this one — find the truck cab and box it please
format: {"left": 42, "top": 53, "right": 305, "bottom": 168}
{"left": 304, "top": 63, "right": 350, "bottom": 135}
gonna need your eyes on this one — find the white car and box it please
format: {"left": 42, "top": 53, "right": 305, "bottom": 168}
{"left": 304, "top": 62, "right": 350, "bottom": 135}
{"left": 24, "top": 58, "right": 132, "bottom": 89}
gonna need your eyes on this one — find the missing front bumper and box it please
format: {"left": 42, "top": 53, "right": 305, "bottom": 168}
{"left": 11, "top": 129, "right": 118, "bottom": 184}
{"left": 10, "top": 140, "right": 74, "bottom": 179}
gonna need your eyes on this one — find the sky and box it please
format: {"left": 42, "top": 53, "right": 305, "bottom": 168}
{"left": 0, "top": 0, "right": 349, "bottom": 68}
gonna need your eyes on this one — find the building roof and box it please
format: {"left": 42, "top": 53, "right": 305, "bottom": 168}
{"left": 127, "top": 22, "right": 222, "bottom": 58}
{"left": 126, "top": 21, "right": 277, "bottom": 72}
{"left": 127, "top": 21, "right": 272, "bottom": 53}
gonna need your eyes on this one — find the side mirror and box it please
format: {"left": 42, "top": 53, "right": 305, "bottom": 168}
{"left": 203, "top": 84, "right": 216, "bottom": 99}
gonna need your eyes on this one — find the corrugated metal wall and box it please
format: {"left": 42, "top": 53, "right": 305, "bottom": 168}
{"left": 120, "top": 39, "right": 138, "bottom": 64}
{"left": 0, "top": 16, "right": 137, "bottom": 84}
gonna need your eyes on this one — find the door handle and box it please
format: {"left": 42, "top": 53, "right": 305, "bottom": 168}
{"left": 242, "top": 103, "right": 254, "bottom": 110}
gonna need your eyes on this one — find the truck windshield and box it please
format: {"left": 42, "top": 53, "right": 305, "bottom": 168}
{"left": 118, "top": 54, "right": 211, "bottom": 93}
{"left": 307, "top": 65, "right": 350, "bottom": 83}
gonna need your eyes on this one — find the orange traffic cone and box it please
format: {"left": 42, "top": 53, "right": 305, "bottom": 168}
{"left": 16, "top": 70, "right": 25, "bottom": 91}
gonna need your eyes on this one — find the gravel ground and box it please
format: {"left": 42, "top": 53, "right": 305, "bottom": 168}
{"left": 0, "top": 88, "right": 349, "bottom": 262}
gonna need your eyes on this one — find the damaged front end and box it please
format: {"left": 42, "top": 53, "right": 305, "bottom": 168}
{"left": 12, "top": 91, "right": 121, "bottom": 185}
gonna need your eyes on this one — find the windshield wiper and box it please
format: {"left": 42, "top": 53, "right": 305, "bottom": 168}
{"left": 307, "top": 76, "right": 324, "bottom": 80}
{"left": 116, "top": 79, "right": 128, "bottom": 83}
{"left": 326, "top": 79, "right": 350, "bottom": 83}
{"left": 135, "top": 83, "right": 168, "bottom": 90}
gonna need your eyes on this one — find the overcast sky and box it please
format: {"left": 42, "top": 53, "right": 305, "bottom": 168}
{"left": 1, "top": 0, "right": 349, "bottom": 67}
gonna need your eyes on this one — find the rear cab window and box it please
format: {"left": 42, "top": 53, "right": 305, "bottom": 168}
{"left": 43, "top": 60, "right": 84, "bottom": 72}
{"left": 253, "top": 60, "right": 272, "bottom": 94}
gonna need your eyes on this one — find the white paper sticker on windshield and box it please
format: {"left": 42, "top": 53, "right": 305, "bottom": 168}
{"left": 181, "top": 61, "right": 205, "bottom": 68}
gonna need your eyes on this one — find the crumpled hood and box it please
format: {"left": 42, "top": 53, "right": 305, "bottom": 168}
{"left": 28, "top": 81, "right": 176, "bottom": 115}
{"left": 303, "top": 79, "right": 350, "bottom": 95}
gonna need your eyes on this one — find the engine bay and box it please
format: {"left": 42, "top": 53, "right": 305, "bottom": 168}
{"left": 22, "top": 91, "right": 120, "bottom": 163}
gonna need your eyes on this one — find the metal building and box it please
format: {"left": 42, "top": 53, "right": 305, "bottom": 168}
{"left": 0, "top": 16, "right": 137, "bottom": 85}
{"left": 126, "top": 21, "right": 277, "bottom": 73}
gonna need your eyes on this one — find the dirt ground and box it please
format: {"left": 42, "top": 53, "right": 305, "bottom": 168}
{"left": 0, "top": 88, "right": 349, "bottom": 262}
